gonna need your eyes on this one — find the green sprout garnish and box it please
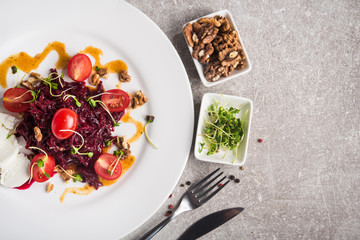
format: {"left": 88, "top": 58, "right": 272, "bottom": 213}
{"left": 63, "top": 94, "right": 82, "bottom": 107}
{"left": 14, "top": 89, "right": 40, "bottom": 104}
{"left": 11, "top": 66, "right": 18, "bottom": 74}
{"left": 113, "top": 149, "right": 123, "bottom": 158}
{"left": 73, "top": 174, "right": 83, "bottom": 182}
{"left": 59, "top": 130, "right": 93, "bottom": 157}
{"left": 55, "top": 165, "right": 83, "bottom": 183}
{"left": 28, "top": 146, "right": 50, "bottom": 183}
{"left": 144, "top": 115, "right": 158, "bottom": 149}
{"left": 94, "top": 66, "right": 100, "bottom": 71}
{"left": 37, "top": 159, "right": 44, "bottom": 168}
{"left": 201, "top": 100, "right": 245, "bottom": 163}
{"left": 108, "top": 155, "right": 121, "bottom": 176}
{"left": 86, "top": 96, "right": 119, "bottom": 127}
{"left": 199, "top": 142, "right": 205, "bottom": 153}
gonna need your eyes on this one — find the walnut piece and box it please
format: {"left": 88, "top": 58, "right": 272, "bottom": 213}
{"left": 55, "top": 165, "right": 76, "bottom": 182}
{"left": 34, "top": 126, "right": 42, "bottom": 142}
{"left": 97, "top": 68, "right": 108, "bottom": 79}
{"left": 46, "top": 183, "right": 54, "bottom": 193}
{"left": 183, "top": 23, "right": 194, "bottom": 47}
{"left": 21, "top": 80, "right": 34, "bottom": 90}
{"left": 198, "top": 17, "right": 221, "bottom": 27}
{"left": 131, "top": 90, "right": 147, "bottom": 109}
{"left": 119, "top": 70, "right": 131, "bottom": 82}
{"left": 192, "top": 43, "right": 214, "bottom": 63}
{"left": 90, "top": 73, "right": 100, "bottom": 86}
{"left": 198, "top": 24, "right": 218, "bottom": 44}
{"left": 115, "top": 136, "right": 131, "bottom": 160}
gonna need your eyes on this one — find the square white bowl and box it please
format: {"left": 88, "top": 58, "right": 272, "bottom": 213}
{"left": 183, "top": 10, "right": 252, "bottom": 87}
{"left": 194, "top": 93, "right": 253, "bottom": 166}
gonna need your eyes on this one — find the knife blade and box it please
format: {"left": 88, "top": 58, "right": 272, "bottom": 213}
{"left": 177, "top": 207, "right": 244, "bottom": 240}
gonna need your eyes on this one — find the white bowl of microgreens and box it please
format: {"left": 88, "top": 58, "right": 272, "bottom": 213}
{"left": 194, "top": 93, "right": 252, "bottom": 166}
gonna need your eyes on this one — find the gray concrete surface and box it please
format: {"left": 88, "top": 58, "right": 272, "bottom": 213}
{"left": 124, "top": 0, "right": 360, "bottom": 239}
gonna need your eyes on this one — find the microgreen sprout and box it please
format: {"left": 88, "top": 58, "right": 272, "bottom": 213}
{"left": 108, "top": 154, "right": 122, "bottom": 176}
{"left": 113, "top": 149, "right": 123, "bottom": 158}
{"left": 105, "top": 138, "right": 116, "bottom": 147}
{"left": 11, "top": 66, "right": 18, "bottom": 74}
{"left": 59, "top": 130, "right": 94, "bottom": 157}
{"left": 14, "top": 89, "right": 41, "bottom": 104}
{"left": 63, "top": 94, "right": 82, "bottom": 107}
{"left": 86, "top": 97, "right": 119, "bottom": 127}
{"left": 144, "top": 115, "right": 158, "bottom": 149}
{"left": 40, "top": 72, "right": 70, "bottom": 97}
{"left": 94, "top": 66, "right": 100, "bottom": 71}
{"left": 2, "top": 122, "right": 19, "bottom": 139}
{"left": 28, "top": 146, "right": 49, "bottom": 183}
{"left": 55, "top": 165, "right": 83, "bottom": 182}
{"left": 199, "top": 142, "right": 205, "bottom": 153}
{"left": 201, "top": 100, "right": 245, "bottom": 163}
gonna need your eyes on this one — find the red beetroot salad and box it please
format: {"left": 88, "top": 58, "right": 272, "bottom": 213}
{"left": 16, "top": 69, "right": 124, "bottom": 189}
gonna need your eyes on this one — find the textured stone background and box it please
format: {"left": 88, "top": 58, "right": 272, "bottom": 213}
{"left": 124, "top": 0, "right": 359, "bottom": 239}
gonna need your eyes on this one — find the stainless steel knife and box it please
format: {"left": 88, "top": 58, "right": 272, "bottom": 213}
{"left": 177, "top": 207, "right": 244, "bottom": 240}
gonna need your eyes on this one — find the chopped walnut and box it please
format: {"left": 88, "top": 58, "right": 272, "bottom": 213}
{"left": 192, "top": 43, "right": 214, "bottom": 64}
{"left": 198, "top": 23, "right": 218, "bottom": 44}
{"left": 192, "top": 22, "right": 202, "bottom": 34}
{"left": 47, "top": 183, "right": 54, "bottom": 193}
{"left": 215, "top": 15, "right": 231, "bottom": 32}
{"left": 90, "top": 73, "right": 100, "bottom": 86}
{"left": 55, "top": 165, "right": 76, "bottom": 182}
{"left": 183, "top": 23, "right": 194, "bottom": 47}
{"left": 34, "top": 126, "right": 42, "bottom": 142}
{"left": 21, "top": 80, "right": 34, "bottom": 90}
{"left": 119, "top": 70, "right": 131, "bottom": 82}
{"left": 198, "top": 17, "right": 221, "bottom": 27}
{"left": 97, "top": 68, "right": 109, "bottom": 79}
{"left": 131, "top": 90, "right": 147, "bottom": 109}
{"left": 115, "top": 136, "right": 131, "bottom": 160}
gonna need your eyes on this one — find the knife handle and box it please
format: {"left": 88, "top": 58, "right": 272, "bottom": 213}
{"left": 138, "top": 216, "right": 173, "bottom": 240}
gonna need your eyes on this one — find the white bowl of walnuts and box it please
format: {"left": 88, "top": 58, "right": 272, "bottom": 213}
{"left": 183, "top": 10, "right": 252, "bottom": 87}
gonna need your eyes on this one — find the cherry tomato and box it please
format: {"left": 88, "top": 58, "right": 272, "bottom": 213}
{"left": 101, "top": 89, "right": 130, "bottom": 112}
{"left": 30, "top": 153, "right": 55, "bottom": 183}
{"left": 67, "top": 54, "right": 92, "bottom": 82}
{"left": 94, "top": 153, "right": 122, "bottom": 180}
{"left": 3, "top": 88, "right": 32, "bottom": 112}
{"left": 51, "top": 108, "right": 78, "bottom": 139}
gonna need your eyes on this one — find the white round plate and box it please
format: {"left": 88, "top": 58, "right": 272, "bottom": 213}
{"left": 0, "top": 0, "right": 193, "bottom": 239}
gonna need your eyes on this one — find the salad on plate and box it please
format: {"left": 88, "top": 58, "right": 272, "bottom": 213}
{"left": 0, "top": 41, "right": 152, "bottom": 201}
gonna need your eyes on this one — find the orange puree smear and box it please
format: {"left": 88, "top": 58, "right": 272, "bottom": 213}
{"left": 0, "top": 41, "right": 128, "bottom": 89}
{"left": 0, "top": 41, "right": 70, "bottom": 88}
{"left": 60, "top": 184, "right": 95, "bottom": 203}
{"left": 121, "top": 111, "right": 144, "bottom": 144}
{"left": 80, "top": 46, "right": 127, "bottom": 74}
{"left": 60, "top": 155, "right": 135, "bottom": 202}
{"left": 99, "top": 155, "right": 135, "bottom": 186}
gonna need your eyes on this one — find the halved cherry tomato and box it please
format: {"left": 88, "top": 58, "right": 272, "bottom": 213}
{"left": 51, "top": 108, "right": 78, "bottom": 139}
{"left": 94, "top": 153, "right": 122, "bottom": 180}
{"left": 67, "top": 54, "right": 92, "bottom": 82}
{"left": 30, "top": 153, "right": 55, "bottom": 183}
{"left": 3, "top": 88, "right": 32, "bottom": 112}
{"left": 101, "top": 89, "right": 130, "bottom": 112}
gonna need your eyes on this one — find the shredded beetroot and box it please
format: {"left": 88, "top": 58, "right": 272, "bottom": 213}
{"left": 16, "top": 69, "right": 124, "bottom": 189}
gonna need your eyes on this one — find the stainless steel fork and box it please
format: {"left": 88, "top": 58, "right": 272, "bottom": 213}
{"left": 139, "top": 168, "right": 230, "bottom": 240}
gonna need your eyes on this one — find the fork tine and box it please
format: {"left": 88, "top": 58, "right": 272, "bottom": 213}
{"left": 193, "top": 172, "right": 224, "bottom": 196}
{"left": 189, "top": 168, "right": 220, "bottom": 192}
{"left": 199, "top": 179, "right": 230, "bottom": 204}
{"left": 197, "top": 175, "right": 226, "bottom": 199}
